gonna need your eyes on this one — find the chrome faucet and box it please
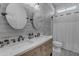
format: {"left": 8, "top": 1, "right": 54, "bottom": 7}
{"left": 0, "top": 41, "right": 4, "bottom": 48}
{"left": 18, "top": 35, "right": 24, "bottom": 42}
{"left": 4, "top": 39, "right": 9, "bottom": 44}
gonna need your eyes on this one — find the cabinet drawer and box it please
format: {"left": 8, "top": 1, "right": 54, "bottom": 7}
{"left": 21, "top": 46, "right": 41, "bottom": 56}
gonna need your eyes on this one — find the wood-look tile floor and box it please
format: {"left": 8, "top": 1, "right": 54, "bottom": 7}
{"left": 53, "top": 48, "right": 79, "bottom": 56}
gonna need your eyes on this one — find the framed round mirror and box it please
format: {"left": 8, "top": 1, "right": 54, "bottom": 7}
{"left": 6, "top": 3, "right": 27, "bottom": 29}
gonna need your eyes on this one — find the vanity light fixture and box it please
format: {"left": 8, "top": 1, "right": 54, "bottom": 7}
{"left": 1, "top": 12, "right": 7, "bottom": 16}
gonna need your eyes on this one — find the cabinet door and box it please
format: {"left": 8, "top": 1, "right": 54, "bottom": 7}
{"left": 40, "top": 39, "right": 52, "bottom": 56}
{"left": 21, "top": 46, "right": 41, "bottom": 56}
{"left": 20, "top": 39, "right": 53, "bottom": 56}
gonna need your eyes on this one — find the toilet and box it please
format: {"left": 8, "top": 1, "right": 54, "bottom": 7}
{"left": 53, "top": 41, "right": 63, "bottom": 56}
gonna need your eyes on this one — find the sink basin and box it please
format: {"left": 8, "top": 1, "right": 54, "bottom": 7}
{"left": 28, "top": 35, "right": 44, "bottom": 42}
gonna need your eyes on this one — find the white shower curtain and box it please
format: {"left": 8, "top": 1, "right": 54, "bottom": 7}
{"left": 53, "top": 12, "right": 79, "bottom": 53}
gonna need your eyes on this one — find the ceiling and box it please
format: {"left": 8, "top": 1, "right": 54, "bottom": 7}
{"left": 53, "top": 3, "right": 79, "bottom": 9}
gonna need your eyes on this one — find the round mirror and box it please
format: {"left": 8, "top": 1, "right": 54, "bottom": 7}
{"left": 6, "top": 3, "right": 27, "bottom": 29}
{"left": 39, "top": 3, "right": 55, "bottom": 16}
{"left": 33, "top": 3, "right": 55, "bottom": 30}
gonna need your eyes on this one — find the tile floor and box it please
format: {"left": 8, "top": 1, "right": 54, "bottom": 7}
{"left": 53, "top": 48, "right": 79, "bottom": 56}
{"left": 61, "top": 48, "right": 79, "bottom": 56}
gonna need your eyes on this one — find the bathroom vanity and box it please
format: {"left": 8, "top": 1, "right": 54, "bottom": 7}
{"left": 0, "top": 36, "right": 53, "bottom": 56}
{"left": 16, "top": 36, "right": 53, "bottom": 56}
{"left": 17, "top": 36, "right": 53, "bottom": 56}
{"left": 0, "top": 3, "right": 53, "bottom": 56}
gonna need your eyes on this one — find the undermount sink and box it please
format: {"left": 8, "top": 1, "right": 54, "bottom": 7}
{"left": 28, "top": 35, "right": 44, "bottom": 42}
{"left": 9, "top": 39, "right": 34, "bottom": 48}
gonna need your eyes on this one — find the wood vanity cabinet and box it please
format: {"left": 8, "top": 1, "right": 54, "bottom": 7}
{"left": 19, "top": 39, "right": 53, "bottom": 56}
{"left": 40, "top": 39, "right": 53, "bottom": 56}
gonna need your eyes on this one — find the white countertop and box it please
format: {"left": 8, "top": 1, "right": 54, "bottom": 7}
{"left": 0, "top": 35, "right": 52, "bottom": 56}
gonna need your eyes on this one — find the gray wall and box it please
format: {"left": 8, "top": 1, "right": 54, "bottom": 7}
{"left": 0, "top": 3, "right": 51, "bottom": 41}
